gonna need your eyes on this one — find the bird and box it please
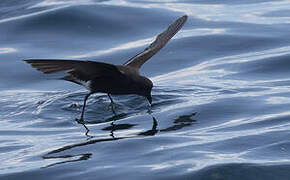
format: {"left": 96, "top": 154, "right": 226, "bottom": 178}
{"left": 24, "top": 15, "right": 188, "bottom": 121}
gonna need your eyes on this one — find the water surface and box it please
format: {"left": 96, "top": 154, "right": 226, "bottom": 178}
{"left": 1, "top": 0, "right": 290, "bottom": 179}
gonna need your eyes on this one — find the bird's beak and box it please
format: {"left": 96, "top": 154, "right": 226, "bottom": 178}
{"left": 146, "top": 95, "right": 152, "bottom": 114}
{"left": 146, "top": 95, "right": 152, "bottom": 105}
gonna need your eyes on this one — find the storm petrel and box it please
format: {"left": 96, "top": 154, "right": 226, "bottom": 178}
{"left": 24, "top": 15, "right": 187, "bottom": 120}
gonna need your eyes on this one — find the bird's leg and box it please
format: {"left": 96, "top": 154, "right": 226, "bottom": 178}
{"left": 77, "top": 93, "right": 91, "bottom": 122}
{"left": 107, "top": 94, "right": 116, "bottom": 115}
{"left": 108, "top": 93, "right": 115, "bottom": 104}
{"left": 110, "top": 121, "right": 116, "bottom": 138}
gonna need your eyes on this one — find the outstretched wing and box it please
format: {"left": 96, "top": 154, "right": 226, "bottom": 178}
{"left": 24, "top": 59, "right": 123, "bottom": 81}
{"left": 123, "top": 15, "right": 187, "bottom": 69}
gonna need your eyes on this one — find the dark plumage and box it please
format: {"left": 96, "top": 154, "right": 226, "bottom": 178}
{"left": 24, "top": 15, "right": 187, "bottom": 120}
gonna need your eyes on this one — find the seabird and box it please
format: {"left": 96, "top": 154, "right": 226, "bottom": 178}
{"left": 24, "top": 15, "right": 187, "bottom": 120}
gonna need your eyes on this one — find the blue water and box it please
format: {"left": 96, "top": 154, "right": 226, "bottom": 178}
{"left": 1, "top": 0, "right": 290, "bottom": 179}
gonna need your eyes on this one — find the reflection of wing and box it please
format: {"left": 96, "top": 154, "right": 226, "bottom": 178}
{"left": 24, "top": 59, "right": 123, "bottom": 81}
{"left": 123, "top": 15, "right": 187, "bottom": 70}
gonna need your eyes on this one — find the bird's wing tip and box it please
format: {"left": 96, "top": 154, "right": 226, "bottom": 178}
{"left": 180, "top": 15, "right": 188, "bottom": 23}
{"left": 23, "top": 59, "right": 34, "bottom": 63}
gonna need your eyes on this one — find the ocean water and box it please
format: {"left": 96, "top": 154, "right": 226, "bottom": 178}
{"left": 1, "top": 0, "right": 290, "bottom": 179}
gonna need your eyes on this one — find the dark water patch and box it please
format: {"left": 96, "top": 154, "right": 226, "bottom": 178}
{"left": 0, "top": 145, "right": 32, "bottom": 154}
{"left": 202, "top": 130, "right": 290, "bottom": 154}
{"left": 160, "top": 113, "right": 197, "bottom": 132}
{"left": 245, "top": 138, "right": 290, "bottom": 160}
{"left": 102, "top": 123, "right": 136, "bottom": 131}
{"left": 214, "top": 113, "right": 290, "bottom": 132}
{"left": 262, "top": 9, "right": 290, "bottom": 17}
{"left": 226, "top": 53, "right": 290, "bottom": 80}
{"left": 0, "top": 4, "right": 185, "bottom": 52}
{"left": 257, "top": 79, "right": 290, "bottom": 87}
{"left": 187, "top": 163, "right": 290, "bottom": 180}
{"left": 193, "top": 96, "right": 265, "bottom": 126}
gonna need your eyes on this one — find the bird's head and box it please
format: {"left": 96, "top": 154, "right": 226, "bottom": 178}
{"left": 140, "top": 77, "right": 153, "bottom": 105}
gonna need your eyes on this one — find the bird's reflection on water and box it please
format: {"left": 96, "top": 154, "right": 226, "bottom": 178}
{"left": 76, "top": 102, "right": 124, "bottom": 138}
{"left": 42, "top": 112, "right": 196, "bottom": 168}
{"left": 77, "top": 120, "right": 91, "bottom": 137}
{"left": 160, "top": 112, "right": 197, "bottom": 132}
{"left": 138, "top": 116, "right": 158, "bottom": 136}
{"left": 102, "top": 121, "right": 136, "bottom": 138}
{"left": 42, "top": 153, "right": 92, "bottom": 168}
{"left": 42, "top": 115, "right": 158, "bottom": 168}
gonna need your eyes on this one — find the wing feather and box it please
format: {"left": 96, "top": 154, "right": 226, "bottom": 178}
{"left": 24, "top": 59, "right": 122, "bottom": 81}
{"left": 123, "top": 15, "right": 187, "bottom": 69}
